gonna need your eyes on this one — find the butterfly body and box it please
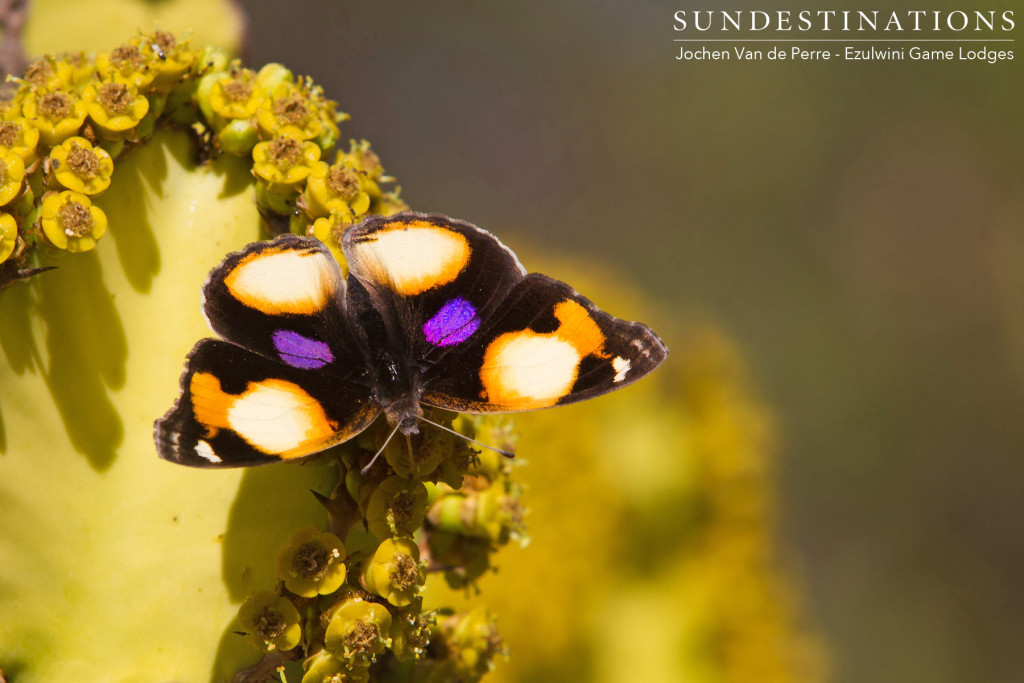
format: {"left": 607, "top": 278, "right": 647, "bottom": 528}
{"left": 155, "top": 212, "right": 667, "bottom": 468}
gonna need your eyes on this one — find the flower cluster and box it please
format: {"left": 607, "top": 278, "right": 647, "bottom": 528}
{"left": 237, "top": 411, "right": 520, "bottom": 682}
{"left": 0, "top": 31, "right": 197, "bottom": 278}
{"left": 0, "top": 31, "right": 404, "bottom": 287}
{"left": 193, "top": 62, "right": 404, "bottom": 262}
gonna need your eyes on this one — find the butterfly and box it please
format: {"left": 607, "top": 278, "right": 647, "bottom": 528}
{"left": 154, "top": 212, "right": 668, "bottom": 468}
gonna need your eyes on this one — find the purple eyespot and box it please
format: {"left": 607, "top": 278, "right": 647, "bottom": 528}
{"left": 272, "top": 329, "right": 334, "bottom": 370}
{"left": 424, "top": 297, "right": 480, "bottom": 347}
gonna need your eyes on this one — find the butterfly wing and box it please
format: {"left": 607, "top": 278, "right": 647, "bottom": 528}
{"left": 155, "top": 235, "right": 379, "bottom": 467}
{"left": 420, "top": 273, "right": 667, "bottom": 412}
{"left": 342, "top": 212, "right": 526, "bottom": 367}
{"left": 155, "top": 339, "right": 380, "bottom": 467}
{"left": 342, "top": 211, "right": 667, "bottom": 414}
{"left": 202, "top": 233, "right": 367, "bottom": 379}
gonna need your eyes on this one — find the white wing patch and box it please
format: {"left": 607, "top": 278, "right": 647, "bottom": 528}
{"left": 224, "top": 248, "right": 339, "bottom": 315}
{"left": 481, "top": 332, "right": 580, "bottom": 409}
{"left": 225, "top": 380, "right": 336, "bottom": 455}
{"left": 349, "top": 223, "right": 470, "bottom": 295}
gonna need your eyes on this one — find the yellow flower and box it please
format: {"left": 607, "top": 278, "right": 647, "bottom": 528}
{"left": 207, "top": 69, "right": 263, "bottom": 122}
{"left": 141, "top": 31, "right": 196, "bottom": 93}
{"left": 300, "top": 650, "right": 370, "bottom": 683}
{"left": 311, "top": 209, "right": 354, "bottom": 268}
{"left": 48, "top": 137, "right": 114, "bottom": 195}
{"left": 96, "top": 43, "right": 156, "bottom": 90}
{"left": 366, "top": 476, "right": 428, "bottom": 540}
{"left": 323, "top": 596, "right": 393, "bottom": 666}
{"left": 304, "top": 160, "right": 371, "bottom": 218}
{"left": 0, "top": 213, "right": 17, "bottom": 263}
{"left": 238, "top": 591, "right": 302, "bottom": 653}
{"left": 20, "top": 57, "right": 65, "bottom": 91}
{"left": 443, "top": 606, "right": 507, "bottom": 679}
{"left": 0, "top": 119, "right": 41, "bottom": 166}
{"left": 256, "top": 80, "right": 343, "bottom": 146}
{"left": 389, "top": 608, "right": 434, "bottom": 663}
{"left": 38, "top": 190, "right": 108, "bottom": 252}
{"left": 0, "top": 98, "right": 22, "bottom": 122}
{"left": 82, "top": 80, "right": 150, "bottom": 141}
{"left": 361, "top": 537, "right": 424, "bottom": 607}
{"left": 0, "top": 149, "right": 26, "bottom": 206}
{"left": 21, "top": 90, "right": 87, "bottom": 147}
{"left": 252, "top": 135, "right": 321, "bottom": 193}
{"left": 275, "top": 526, "right": 347, "bottom": 598}
{"left": 62, "top": 53, "right": 99, "bottom": 90}
{"left": 335, "top": 141, "right": 387, "bottom": 199}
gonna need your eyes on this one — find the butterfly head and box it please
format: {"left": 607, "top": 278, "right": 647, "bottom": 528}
{"left": 370, "top": 350, "right": 424, "bottom": 436}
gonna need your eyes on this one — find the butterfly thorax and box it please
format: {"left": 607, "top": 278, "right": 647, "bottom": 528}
{"left": 370, "top": 350, "right": 423, "bottom": 435}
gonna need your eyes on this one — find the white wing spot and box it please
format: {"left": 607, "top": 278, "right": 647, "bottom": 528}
{"left": 612, "top": 356, "right": 631, "bottom": 382}
{"left": 195, "top": 440, "right": 222, "bottom": 463}
{"left": 482, "top": 333, "right": 580, "bottom": 408}
{"left": 225, "top": 249, "right": 338, "bottom": 315}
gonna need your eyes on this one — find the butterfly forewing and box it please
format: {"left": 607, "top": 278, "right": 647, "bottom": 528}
{"left": 342, "top": 213, "right": 527, "bottom": 366}
{"left": 203, "top": 234, "right": 365, "bottom": 381}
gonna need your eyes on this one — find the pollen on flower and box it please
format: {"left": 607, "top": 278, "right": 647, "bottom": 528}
{"left": 389, "top": 554, "right": 420, "bottom": 591}
{"left": 254, "top": 606, "right": 287, "bottom": 641}
{"left": 58, "top": 200, "right": 93, "bottom": 237}
{"left": 355, "top": 147, "right": 381, "bottom": 175}
{"left": 0, "top": 123, "right": 18, "bottom": 148}
{"left": 67, "top": 145, "right": 100, "bottom": 178}
{"left": 24, "top": 59, "right": 54, "bottom": 86}
{"left": 327, "top": 166, "right": 360, "bottom": 201}
{"left": 110, "top": 44, "right": 146, "bottom": 71}
{"left": 273, "top": 94, "right": 310, "bottom": 125}
{"left": 293, "top": 541, "right": 338, "bottom": 581}
{"left": 39, "top": 92, "right": 72, "bottom": 120}
{"left": 345, "top": 621, "right": 380, "bottom": 657}
{"left": 268, "top": 136, "right": 301, "bottom": 165}
{"left": 97, "top": 83, "right": 135, "bottom": 115}
{"left": 221, "top": 79, "right": 253, "bottom": 103}
{"left": 152, "top": 30, "right": 177, "bottom": 52}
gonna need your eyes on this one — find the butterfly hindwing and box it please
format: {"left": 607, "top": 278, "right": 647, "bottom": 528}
{"left": 421, "top": 272, "right": 666, "bottom": 412}
{"left": 203, "top": 234, "right": 365, "bottom": 381}
{"left": 154, "top": 339, "right": 380, "bottom": 467}
{"left": 343, "top": 213, "right": 527, "bottom": 365}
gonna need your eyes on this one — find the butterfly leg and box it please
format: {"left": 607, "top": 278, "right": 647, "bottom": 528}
{"left": 360, "top": 422, "right": 402, "bottom": 476}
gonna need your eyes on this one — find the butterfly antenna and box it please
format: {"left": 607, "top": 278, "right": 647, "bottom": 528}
{"left": 417, "top": 415, "right": 515, "bottom": 459}
{"left": 361, "top": 422, "right": 401, "bottom": 476}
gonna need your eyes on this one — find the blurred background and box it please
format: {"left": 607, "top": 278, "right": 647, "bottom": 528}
{"left": 18, "top": 1, "right": 1024, "bottom": 681}
{"left": 239, "top": 3, "right": 1022, "bottom": 682}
